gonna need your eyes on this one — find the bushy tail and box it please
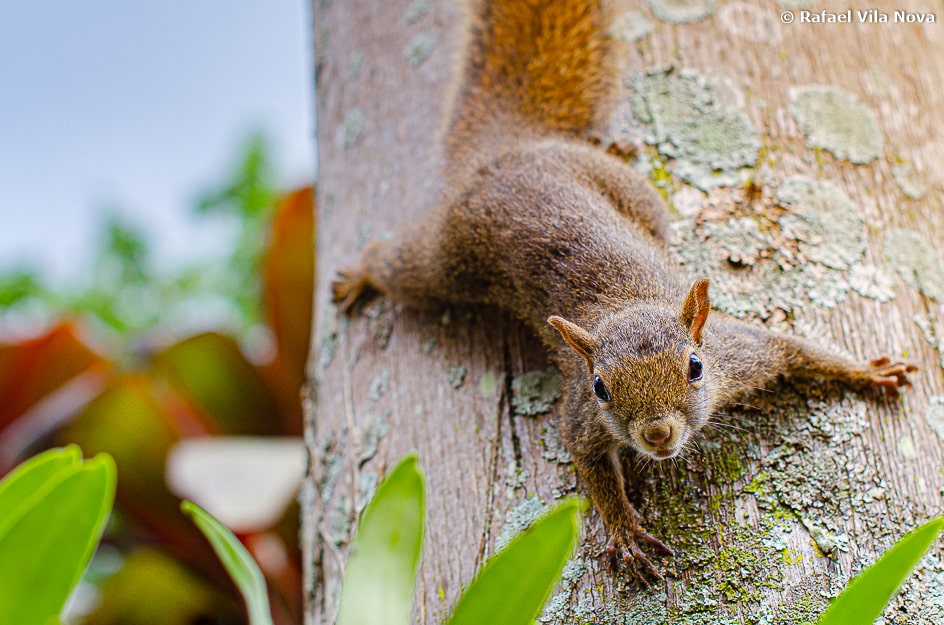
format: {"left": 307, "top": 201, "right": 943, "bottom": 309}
{"left": 444, "top": 0, "right": 615, "bottom": 179}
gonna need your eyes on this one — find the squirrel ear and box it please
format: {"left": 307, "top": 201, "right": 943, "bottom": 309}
{"left": 548, "top": 315, "right": 596, "bottom": 365}
{"left": 680, "top": 277, "right": 711, "bottom": 344}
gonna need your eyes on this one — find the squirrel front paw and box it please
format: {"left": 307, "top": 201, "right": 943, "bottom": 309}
{"left": 331, "top": 269, "right": 370, "bottom": 314}
{"left": 605, "top": 525, "right": 674, "bottom": 586}
{"left": 863, "top": 356, "right": 918, "bottom": 397}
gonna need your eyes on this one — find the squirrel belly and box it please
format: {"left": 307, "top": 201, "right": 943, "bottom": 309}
{"left": 332, "top": 0, "right": 918, "bottom": 584}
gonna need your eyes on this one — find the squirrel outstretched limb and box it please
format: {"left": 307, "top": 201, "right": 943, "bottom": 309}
{"left": 332, "top": 0, "right": 917, "bottom": 584}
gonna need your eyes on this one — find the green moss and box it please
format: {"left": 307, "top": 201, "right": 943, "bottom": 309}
{"left": 883, "top": 548, "right": 944, "bottom": 623}
{"left": 607, "top": 589, "right": 670, "bottom": 625}
{"left": 319, "top": 328, "right": 339, "bottom": 368}
{"left": 670, "top": 185, "right": 705, "bottom": 217}
{"left": 744, "top": 471, "right": 769, "bottom": 495}
{"left": 788, "top": 84, "right": 883, "bottom": 164}
{"left": 348, "top": 51, "right": 364, "bottom": 79}
{"left": 646, "top": 156, "right": 676, "bottom": 199}
{"left": 496, "top": 496, "right": 547, "bottom": 550}
{"left": 511, "top": 368, "right": 563, "bottom": 416}
{"left": 367, "top": 369, "right": 390, "bottom": 401}
{"left": 777, "top": 176, "right": 865, "bottom": 270}
{"left": 671, "top": 108, "right": 761, "bottom": 189}
{"left": 772, "top": 582, "right": 830, "bottom": 625}
{"left": 541, "top": 421, "right": 572, "bottom": 464}
{"left": 848, "top": 263, "right": 897, "bottom": 302}
{"left": 357, "top": 412, "right": 389, "bottom": 468}
{"left": 710, "top": 447, "right": 747, "bottom": 483}
{"left": 404, "top": 0, "right": 429, "bottom": 24}
{"left": 646, "top": 0, "right": 717, "bottom": 24}
{"left": 799, "top": 263, "right": 851, "bottom": 308}
{"left": 356, "top": 472, "right": 378, "bottom": 512}
{"left": 703, "top": 217, "right": 772, "bottom": 267}
{"left": 717, "top": 3, "right": 782, "bottom": 44}
{"left": 343, "top": 108, "right": 365, "bottom": 149}
{"left": 325, "top": 495, "right": 353, "bottom": 546}
{"left": 403, "top": 32, "right": 436, "bottom": 67}
{"left": 540, "top": 559, "right": 589, "bottom": 623}
{"left": 478, "top": 369, "right": 500, "bottom": 398}
{"left": 645, "top": 472, "right": 716, "bottom": 571}
{"left": 898, "top": 435, "right": 918, "bottom": 460}
{"left": 669, "top": 220, "right": 769, "bottom": 318}
{"left": 925, "top": 396, "right": 944, "bottom": 442}
{"left": 556, "top": 383, "right": 930, "bottom": 621}
{"left": 892, "top": 161, "right": 926, "bottom": 200}
{"left": 447, "top": 366, "right": 467, "bottom": 389}
{"left": 913, "top": 314, "right": 944, "bottom": 369}
{"left": 669, "top": 215, "right": 855, "bottom": 317}
{"left": 609, "top": 10, "right": 653, "bottom": 41}
{"left": 629, "top": 68, "right": 760, "bottom": 190}
{"left": 884, "top": 228, "right": 944, "bottom": 301}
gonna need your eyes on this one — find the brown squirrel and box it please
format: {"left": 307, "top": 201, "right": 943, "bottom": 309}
{"left": 332, "top": 0, "right": 917, "bottom": 583}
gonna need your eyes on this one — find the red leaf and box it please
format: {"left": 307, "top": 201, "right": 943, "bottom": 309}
{"left": 261, "top": 186, "right": 314, "bottom": 435}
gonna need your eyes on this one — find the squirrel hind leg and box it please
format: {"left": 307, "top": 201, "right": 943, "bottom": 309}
{"left": 570, "top": 145, "right": 670, "bottom": 241}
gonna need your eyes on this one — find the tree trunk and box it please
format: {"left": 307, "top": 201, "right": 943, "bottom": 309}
{"left": 304, "top": 0, "right": 944, "bottom": 623}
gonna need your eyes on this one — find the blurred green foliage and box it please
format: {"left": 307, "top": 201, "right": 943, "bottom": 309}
{"left": 0, "top": 131, "right": 281, "bottom": 346}
{"left": 0, "top": 131, "right": 313, "bottom": 625}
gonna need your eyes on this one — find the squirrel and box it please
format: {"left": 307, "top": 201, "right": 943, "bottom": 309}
{"left": 331, "top": 0, "right": 917, "bottom": 583}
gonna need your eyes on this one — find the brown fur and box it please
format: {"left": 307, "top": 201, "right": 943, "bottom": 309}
{"left": 333, "top": 0, "right": 916, "bottom": 583}
{"left": 443, "top": 0, "right": 615, "bottom": 185}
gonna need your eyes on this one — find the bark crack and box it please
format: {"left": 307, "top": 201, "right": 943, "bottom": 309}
{"left": 475, "top": 332, "right": 514, "bottom": 571}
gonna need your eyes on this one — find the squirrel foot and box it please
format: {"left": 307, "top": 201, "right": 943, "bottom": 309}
{"left": 331, "top": 270, "right": 370, "bottom": 314}
{"left": 605, "top": 525, "right": 674, "bottom": 586}
{"left": 864, "top": 356, "right": 918, "bottom": 398}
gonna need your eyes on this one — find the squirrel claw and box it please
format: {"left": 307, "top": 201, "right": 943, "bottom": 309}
{"left": 866, "top": 356, "right": 918, "bottom": 398}
{"left": 605, "top": 528, "right": 670, "bottom": 586}
{"left": 331, "top": 270, "right": 369, "bottom": 314}
{"left": 635, "top": 527, "right": 675, "bottom": 556}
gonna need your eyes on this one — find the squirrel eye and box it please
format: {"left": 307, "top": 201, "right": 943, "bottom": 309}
{"left": 688, "top": 353, "right": 704, "bottom": 383}
{"left": 592, "top": 374, "right": 611, "bottom": 402}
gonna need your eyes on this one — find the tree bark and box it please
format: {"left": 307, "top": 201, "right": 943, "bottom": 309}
{"left": 304, "top": 0, "right": 944, "bottom": 623}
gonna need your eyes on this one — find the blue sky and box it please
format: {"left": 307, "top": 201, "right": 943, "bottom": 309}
{"left": 0, "top": 1, "right": 313, "bottom": 283}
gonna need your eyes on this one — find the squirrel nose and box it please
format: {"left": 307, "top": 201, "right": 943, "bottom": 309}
{"left": 643, "top": 423, "right": 672, "bottom": 446}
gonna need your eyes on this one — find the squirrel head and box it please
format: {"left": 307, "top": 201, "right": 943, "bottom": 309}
{"left": 549, "top": 278, "right": 713, "bottom": 461}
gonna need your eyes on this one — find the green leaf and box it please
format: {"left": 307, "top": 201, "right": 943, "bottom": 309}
{"left": 817, "top": 516, "right": 944, "bottom": 625}
{"left": 181, "top": 500, "right": 274, "bottom": 625}
{"left": 0, "top": 268, "right": 46, "bottom": 307}
{"left": 336, "top": 453, "right": 426, "bottom": 625}
{"left": 152, "top": 333, "right": 280, "bottom": 435}
{"left": 195, "top": 131, "right": 276, "bottom": 220}
{"left": 447, "top": 498, "right": 582, "bottom": 625}
{"left": 0, "top": 451, "right": 116, "bottom": 625}
{"left": 0, "top": 445, "right": 82, "bottom": 525}
{"left": 99, "top": 214, "right": 150, "bottom": 284}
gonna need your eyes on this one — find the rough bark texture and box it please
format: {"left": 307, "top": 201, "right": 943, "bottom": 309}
{"left": 305, "top": 0, "right": 944, "bottom": 623}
